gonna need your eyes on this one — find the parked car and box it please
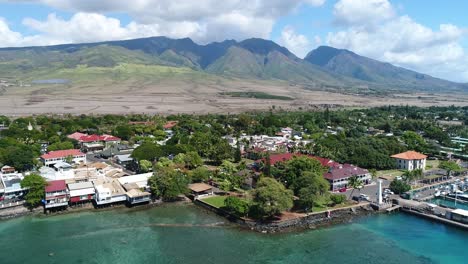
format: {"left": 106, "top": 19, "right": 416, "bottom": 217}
{"left": 359, "top": 194, "right": 370, "bottom": 201}
{"left": 338, "top": 187, "right": 347, "bottom": 193}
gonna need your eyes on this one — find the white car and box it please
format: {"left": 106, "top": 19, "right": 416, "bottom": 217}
{"left": 359, "top": 194, "right": 370, "bottom": 201}
{"left": 384, "top": 189, "right": 394, "bottom": 195}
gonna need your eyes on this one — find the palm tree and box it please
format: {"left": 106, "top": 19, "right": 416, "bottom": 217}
{"left": 402, "top": 170, "right": 414, "bottom": 184}
{"left": 348, "top": 175, "right": 362, "bottom": 199}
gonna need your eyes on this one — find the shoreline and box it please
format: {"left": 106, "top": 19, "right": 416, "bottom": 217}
{"left": 194, "top": 198, "right": 378, "bottom": 233}
{"left": 0, "top": 199, "right": 378, "bottom": 234}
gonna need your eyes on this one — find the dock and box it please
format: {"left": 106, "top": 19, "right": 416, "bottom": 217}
{"left": 395, "top": 198, "right": 468, "bottom": 230}
{"left": 386, "top": 205, "right": 401, "bottom": 212}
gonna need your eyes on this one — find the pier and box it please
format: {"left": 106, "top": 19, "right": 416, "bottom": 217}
{"left": 395, "top": 198, "right": 468, "bottom": 230}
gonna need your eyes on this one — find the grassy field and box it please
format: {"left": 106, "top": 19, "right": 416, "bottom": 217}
{"left": 377, "top": 169, "right": 404, "bottom": 180}
{"left": 201, "top": 196, "right": 227, "bottom": 208}
{"left": 426, "top": 160, "right": 440, "bottom": 170}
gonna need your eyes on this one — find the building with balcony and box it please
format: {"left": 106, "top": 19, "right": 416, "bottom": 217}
{"left": 44, "top": 180, "right": 69, "bottom": 209}
{"left": 41, "top": 149, "right": 86, "bottom": 167}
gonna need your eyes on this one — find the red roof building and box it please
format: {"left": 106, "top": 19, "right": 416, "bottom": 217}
{"left": 391, "top": 151, "right": 427, "bottom": 171}
{"left": 41, "top": 149, "right": 86, "bottom": 166}
{"left": 41, "top": 149, "right": 84, "bottom": 160}
{"left": 45, "top": 180, "right": 67, "bottom": 193}
{"left": 45, "top": 180, "right": 69, "bottom": 209}
{"left": 391, "top": 151, "right": 427, "bottom": 160}
{"left": 255, "top": 153, "right": 369, "bottom": 191}
{"left": 67, "top": 132, "right": 121, "bottom": 143}
{"left": 67, "top": 132, "right": 87, "bottom": 141}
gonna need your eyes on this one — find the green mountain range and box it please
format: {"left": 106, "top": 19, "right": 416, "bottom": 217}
{"left": 0, "top": 36, "right": 466, "bottom": 94}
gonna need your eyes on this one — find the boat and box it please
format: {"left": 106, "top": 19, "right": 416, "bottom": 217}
{"left": 447, "top": 193, "right": 468, "bottom": 202}
{"left": 434, "top": 191, "right": 441, "bottom": 197}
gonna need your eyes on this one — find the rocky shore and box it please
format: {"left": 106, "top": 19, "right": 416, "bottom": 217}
{"left": 245, "top": 205, "right": 376, "bottom": 233}
{"left": 194, "top": 198, "right": 378, "bottom": 233}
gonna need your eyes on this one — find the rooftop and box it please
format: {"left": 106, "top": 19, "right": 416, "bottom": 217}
{"left": 391, "top": 151, "right": 427, "bottom": 160}
{"left": 126, "top": 188, "right": 151, "bottom": 198}
{"left": 68, "top": 181, "right": 94, "bottom": 190}
{"left": 45, "top": 180, "right": 67, "bottom": 192}
{"left": 188, "top": 183, "right": 212, "bottom": 193}
{"left": 324, "top": 164, "right": 369, "bottom": 181}
{"left": 41, "top": 149, "right": 84, "bottom": 160}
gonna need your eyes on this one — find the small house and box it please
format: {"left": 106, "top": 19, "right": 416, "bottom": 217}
{"left": 188, "top": 183, "right": 213, "bottom": 199}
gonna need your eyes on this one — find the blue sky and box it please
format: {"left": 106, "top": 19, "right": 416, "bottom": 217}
{"left": 1, "top": 0, "right": 467, "bottom": 82}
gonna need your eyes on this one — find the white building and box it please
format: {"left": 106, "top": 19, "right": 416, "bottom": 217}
{"left": 391, "top": 151, "right": 427, "bottom": 171}
{"left": 41, "top": 149, "right": 86, "bottom": 167}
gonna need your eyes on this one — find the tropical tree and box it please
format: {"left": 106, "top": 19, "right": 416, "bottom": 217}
{"left": 190, "top": 166, "right": 211, "bottom": 183}
{"left": 148, "top": 167, "right": 189, "bottom": 201}
{"left": 347, "top": 175, "right": 362, "bottom": 199}
{"left": 139, "top": 160, "right": 153, "bottom": 173}
{"left": 389, "top": 179, "right": 411, "bottom": 194}
{"left": 224, "top": 196, "right": 249, "bottom": 217}
{"left": 251, "top": 177, "right": 293, "bottom": 219}
{"left": 20, "top": 174, "right": 47, "bottom": 209}
{"left": 439, "top": 161, "right": 461, "bottom": 177}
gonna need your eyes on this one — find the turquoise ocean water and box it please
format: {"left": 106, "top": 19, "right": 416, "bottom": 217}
{"left": 0, "top": 204, "right": 466, "bottom": 264}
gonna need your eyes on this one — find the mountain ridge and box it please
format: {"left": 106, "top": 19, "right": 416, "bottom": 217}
{"left": 0, "top": 36, "right": 466, "bottom": 94}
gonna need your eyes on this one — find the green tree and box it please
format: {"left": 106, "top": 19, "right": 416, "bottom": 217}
{"left": 47, "top": 141, "right": 74, "bottom": 151}
{"left": 330, "top": 194, "right": 346, "bottom": 205}
{"left": 347, "top": 175, "right": 362, "bottom": 199}
{"left": 389, "top": 179, "right": 411, "bottom": 194}
{"left": 131, "top": 143, "right": 162, "bottom": 161}
{"left": 234, "top": 141, "right": 242, "bottom": 163}
{"left": 224, "top": 196, "right": 249, "bottom": 217}
{"left": 139, "top": 160, "right": 153, "bottom": 173}
{"left": 283, "top": 156, "right": 326, "bottom": 188}
{"left": 1, "top": 145, "right": 36, "bottom": 171}
{"left": 439, "top": 160, "right": 461, "bottom": 177}
{"left": 190, "top": 166, "right": 211, "bottom": 183}
{"left": 294, "top": 171, "right": 330, "bottom": 211}
{"left": 20, "top": 174, "right": 47, "bottom": 209}
{"left": 114, "top": 125, "right": 133, "bottom": 140}
{"left": 148, "top": 167, "right": 189, "bottom": 201}
{"left": 182, "top": 151, "right": 203, "bottom": 169}
{"left": 402, "top": 131, "right": 427, "bottom": 152}
{"left": 251, "top": 177, "right": 293, "bottom": 219}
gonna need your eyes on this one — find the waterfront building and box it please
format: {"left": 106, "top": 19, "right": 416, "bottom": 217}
{"left": 44, "top": 180, "right": 69, "bottom": 209}
{"left": 188, "top": 183, "right": 213, "bottom": 199}
{"left": 0, "top": 166, "right": 27, "bottom": 200}
{"left": 117, "top": 173, "right": 153, "bottom": 190}
{"left": 93, "top": 178, "right": 127, "bottom": 206}
{"left": 391, "top": 151, "right": 427, "bottom": 171}
{"left": 41, "top": 149, "right": 86, "bottom": 167}
{"left": 68, "top": 182, "right": 95, "bottom": 204}
{"left": 324, "top": 164, "right": 371, "bottom": 191}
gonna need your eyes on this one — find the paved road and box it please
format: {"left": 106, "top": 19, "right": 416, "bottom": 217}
{"left": 340, "top": 179, "right": 390, "bottom": 203}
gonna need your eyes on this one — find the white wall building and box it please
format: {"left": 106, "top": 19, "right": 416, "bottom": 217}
{"left": 391, "top": 151, "right": 427, "bottom": 171}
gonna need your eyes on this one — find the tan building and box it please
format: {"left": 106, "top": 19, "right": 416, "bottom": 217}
{"left": 391, "top": 151, "right": 427, "bottom": 171}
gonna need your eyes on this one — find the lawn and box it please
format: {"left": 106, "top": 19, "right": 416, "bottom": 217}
{"left": 201, "top": 196, "right": 227, "bottom": 208}
{"left": 426, "top": 160, "right": 440, "bottom": 170}
{"left": 377, "top": 169, "right": 404, "bottom": 180}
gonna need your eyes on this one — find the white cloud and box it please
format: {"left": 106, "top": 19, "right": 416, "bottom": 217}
{"left": 279, "top": 26, "right": 314, "bottom": 58}
{"left": 333, "top": 0, "right": 395, "bottom": 27}
{"left": 0, "top": 0, "right": 325, "bottom": 47}
{"left": 328, "top": 0, "right": 468, "bottom": 82}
